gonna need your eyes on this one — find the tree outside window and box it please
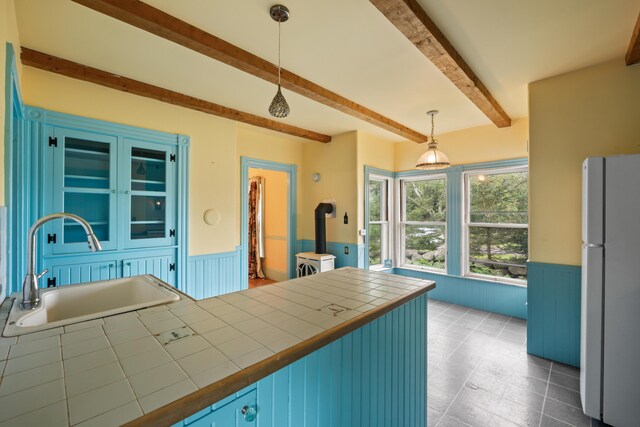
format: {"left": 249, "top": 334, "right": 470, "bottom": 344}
{"left": 401, "top": 177, "right": 446, "bottom": 271}
{"left": 465, "top": 169, "right": 528, "bottom": 281}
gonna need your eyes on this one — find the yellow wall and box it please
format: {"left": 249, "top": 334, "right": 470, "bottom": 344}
{"left": 529, "top": 59, "right": 640, "bottom": 265}
{"left": 356, "top": 131, "right": 395, "bottom": 240}
{"left": 248, "top": 168, "right": 288, "bottom": 279}
{"left": 394, "top": 118, "right": 529, "bottom": 172}
{"left": 1, "top": 0, "right": 22, "bottom": 205}
{"left": 22, "top": 67, "right": 238, "bottom": 256}
{"left": 302, "top": 131, "right": 358, "bottom": 244}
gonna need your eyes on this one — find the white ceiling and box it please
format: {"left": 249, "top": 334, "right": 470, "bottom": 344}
{"left": 14, "top": 0, "right": 640, "bottom": 141}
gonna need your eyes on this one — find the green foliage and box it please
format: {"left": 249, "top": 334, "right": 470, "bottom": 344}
{"left": 369, "top": 223, "right": 381, "bottom": 265}
{"left": 467, "top": 171, "right": 528, "bottom": 279}
{"left": 405, "top": 179, "right": 446, "bottom": 222}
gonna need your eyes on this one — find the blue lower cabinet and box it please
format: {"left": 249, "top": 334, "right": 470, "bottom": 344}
{"left": 122, "top": 254, "right": 176, "bottom": 284}
{"left": 177, "top": 388, "right": 257, "bottom": 427}
{"left": 177, "top": 294, "right": 427, "bottom": 427}
{"left": 41, "top": 250, "right": 178, "bottom": 289}
{"left": 49, "top": 260, "right": 117, "bottom": 287}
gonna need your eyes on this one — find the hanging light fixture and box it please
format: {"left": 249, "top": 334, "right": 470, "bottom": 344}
{"left": 416, "top": 110, "right": 450, "bottom": 170}
{"left": 268, "top": 4, "right": 290, "bottom": 118}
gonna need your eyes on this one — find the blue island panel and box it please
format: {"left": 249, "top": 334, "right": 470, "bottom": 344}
{"left": 178, "top": 294, "right": 428, "bottom": 427}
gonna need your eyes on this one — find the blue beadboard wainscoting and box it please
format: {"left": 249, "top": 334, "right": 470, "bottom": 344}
{"left": 391, "top": 268, "right": 527, "bottom": 319}
{"left": 184, "top": 247, "right": 243, "bottom": 299}
{"left": 176, "top": 294, "right": 427, "bottom": 427}
{"left": 527, "top": 262, "right": 581, "bottom": 367}
{"left": 295, "top": 240, "right": 363, "bottom": 269}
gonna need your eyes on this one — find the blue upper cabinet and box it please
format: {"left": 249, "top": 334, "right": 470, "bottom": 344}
{"left": 15, "top": 107, "right": 190, "bottom": 291}
{"left": 123, "top": 139, "right": 177, "bottom": 249}
{"left": 43, "top": 130, "right": 179, "bottom": 253}
{"left": 45, "top": 127, "right": 119, "bottom": 255}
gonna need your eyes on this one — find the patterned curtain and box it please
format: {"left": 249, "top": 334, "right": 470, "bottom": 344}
{"left": 248, "top": 177, "right": 265, "bottom": 279}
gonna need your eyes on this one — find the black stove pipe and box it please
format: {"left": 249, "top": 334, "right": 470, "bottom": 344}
{"left": 314, "top": 202, "right": 334, "bottom": 254}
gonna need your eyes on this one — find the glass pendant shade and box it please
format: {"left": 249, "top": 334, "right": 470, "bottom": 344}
{"left": 416, "top": 141, "right": 450, "bottom": 170}
{"left": 416, "top": 110, "right": 450, "bottom": 170}
{"left": 269, "top": 84, "right": 290, "bottom": 118}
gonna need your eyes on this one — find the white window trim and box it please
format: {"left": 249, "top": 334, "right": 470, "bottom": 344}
{"left": 397, "top": 174, "right": 447, "bottom": 273}
{"left": 368, "top": 174, "right": 394, "bottom": 270}
{"left": 461, "top": 165, "right": 528, "bottom": 286}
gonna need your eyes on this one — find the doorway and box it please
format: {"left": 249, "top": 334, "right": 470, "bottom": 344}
{"left": 240, "top": 158, "right": 297, "bottom": 290}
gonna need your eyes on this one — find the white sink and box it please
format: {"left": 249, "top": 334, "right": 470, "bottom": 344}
{"left": 3, "top": 275, "right": 181, "bottom": 337}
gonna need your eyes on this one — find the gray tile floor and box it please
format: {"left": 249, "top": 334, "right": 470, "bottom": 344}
{"left": 427, "top": 299, "right": 602, "bottom": 427}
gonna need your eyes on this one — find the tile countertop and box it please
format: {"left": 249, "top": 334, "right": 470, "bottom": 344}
{"left": 0, "top": 267, "right": 435, "bottom": 427}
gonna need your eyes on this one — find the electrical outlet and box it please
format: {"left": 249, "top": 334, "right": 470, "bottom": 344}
{"left": 344, "top": 246, "right": 349, "bottom": 255}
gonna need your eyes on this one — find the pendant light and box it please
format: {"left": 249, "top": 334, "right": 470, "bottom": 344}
{"left": 268, "top": 5, "right": 290, "bottom": 118}
{"left": 416, "top": 110, "right": 450, "bottom": 170}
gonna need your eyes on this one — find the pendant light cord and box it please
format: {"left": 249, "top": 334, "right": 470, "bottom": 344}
{"left": 430, "top": 113, "right": 435, "bottom": 142}
{"left": 277, "top": 19, "right": 282, "bottom": 85}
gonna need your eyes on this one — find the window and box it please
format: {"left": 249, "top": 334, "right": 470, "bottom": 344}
{"left": 368, "top": 175, "right": 391, "bottom": 268}
{"left": 399, "top": 176, "right": 447, "bottom": 271}
{"left": 463, "top": 167, "right": 528, "bottom": 283}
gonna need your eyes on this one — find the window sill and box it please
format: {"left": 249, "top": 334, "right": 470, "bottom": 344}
{"left": 393, "top": 267, "right": 527, "bottom": 288}
{"left": 464, "top": 273, "right": 527, "bottom": 288}
{"left": 397, "top": 265, "right": 447, "bottom": 276}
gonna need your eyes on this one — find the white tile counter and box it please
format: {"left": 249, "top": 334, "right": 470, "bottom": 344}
{"left": 0, "top": 268, "right": 434, "bottom": 426}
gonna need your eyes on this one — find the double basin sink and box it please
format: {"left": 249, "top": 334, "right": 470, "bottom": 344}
{"left": 3, "top": 275, "right": 182, "bottom": 337}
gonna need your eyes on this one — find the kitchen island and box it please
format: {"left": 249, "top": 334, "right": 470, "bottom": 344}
{"left": 0, "top": 268, "right": 434, "bottom": 426}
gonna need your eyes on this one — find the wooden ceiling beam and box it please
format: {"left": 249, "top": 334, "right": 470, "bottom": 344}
{"left": 21, "top": 47, "right": 332, "bottom": 143}
{"left": 370, "top": 0, "right": 511, "bottom": 128}
{"left": 71, "top": 0, "right": 428, "bottom": 143}
{"left": 626, "top": 12, "right": 640, "bottom": 65}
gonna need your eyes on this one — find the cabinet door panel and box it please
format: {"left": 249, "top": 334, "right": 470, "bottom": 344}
{"left": 123, "top": 139, "right": 176, "bottom": 249}
{"left": 50, "top": 260, "right": 117, "bottom": 287}
{"left": 122, "top": 255, "right": 175, "bottom": 286}
{"left": 46, "top": 127, "right": 118, "bottom": 255}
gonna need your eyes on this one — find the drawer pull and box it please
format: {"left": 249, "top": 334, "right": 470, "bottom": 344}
{"left": 241, "top": 405, "right": 257, "bottom": 422}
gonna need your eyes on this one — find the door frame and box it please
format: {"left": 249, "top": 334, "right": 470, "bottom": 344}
{"left": 240, "top": 157, "right": 297, "bottom": 288}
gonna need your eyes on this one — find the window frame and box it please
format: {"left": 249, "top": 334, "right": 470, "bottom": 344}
{"left": 367, "top": 173, "right": 394, "bottom": 270}
{"left": 461, "top": 165, "right": 528, "bottom": 286}
{"left": 397, "top": 174, "right": 447, "bottom": 273}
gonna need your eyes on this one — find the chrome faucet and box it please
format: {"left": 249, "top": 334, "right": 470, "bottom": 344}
{"left": 21, "top": 213, "right": 102, "bottom": 310}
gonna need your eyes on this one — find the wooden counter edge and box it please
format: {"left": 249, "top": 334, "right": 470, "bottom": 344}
{"left": 124, "top": 281, "right": 436, "bottom": 426}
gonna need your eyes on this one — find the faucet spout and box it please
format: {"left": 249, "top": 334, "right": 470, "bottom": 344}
{"left": 21, "top": 213, "right": 103, "bottom": 310}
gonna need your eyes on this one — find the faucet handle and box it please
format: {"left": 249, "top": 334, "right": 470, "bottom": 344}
{"left": 36, "top": 269, "right": 49, "bottom": 279}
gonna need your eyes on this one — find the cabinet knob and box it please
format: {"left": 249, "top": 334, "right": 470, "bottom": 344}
{"left": 241, "top": 405, "right": 257, "bottom": 422}
{"left": 124, "top": 190, "right": 131, "bottom": 194}
{"left": 111, "top": 189, "right": 116, "bottom": 194}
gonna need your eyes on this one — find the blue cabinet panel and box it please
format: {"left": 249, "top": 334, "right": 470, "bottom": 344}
{"left": 49, "top": 260, "right": 117, "bottom": 286}
{"left": 122, "top": 254, "right": 175, "bottom": 285}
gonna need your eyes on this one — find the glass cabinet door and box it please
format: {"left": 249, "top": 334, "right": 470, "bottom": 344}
{"left": 47, "top": 128, "right": 118, "bottom": 254}
{"left": 123, "top": 139, "right": 176, "bottom": 248}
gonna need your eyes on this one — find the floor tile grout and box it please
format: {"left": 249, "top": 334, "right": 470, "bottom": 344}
{"left": 427, "top": 300, "right": 587, "bottom": 427}
{"left": 433, "top": 307, "right": 510, "bottom": 427}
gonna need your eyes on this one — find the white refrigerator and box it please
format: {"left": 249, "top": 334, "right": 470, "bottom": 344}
{"left": 581, "top": 154, "right": 640, "bottom": 427}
